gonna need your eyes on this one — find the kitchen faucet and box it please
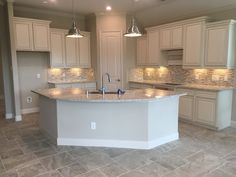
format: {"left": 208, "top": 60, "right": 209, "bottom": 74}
{"left": 100, "top": 73, "right": 111, "bottom": 93}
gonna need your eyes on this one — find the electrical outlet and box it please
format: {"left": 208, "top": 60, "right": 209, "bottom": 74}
{"left": 36, "top": 74, "right": 41, "bottom": 79}
{"left": 212, "top": 75, "right": 219, "bottom": 81}
{"left": 195, "top": 75, "right": 200, "bottom": 80}
{"left": 91, "top": 122, "right": 96, "bottom": 130}
{"left": 26, "top": 96, "right": 32, "bottom": 103}
{"left": 224, "top": 75, "right": 228, "bottom": 81}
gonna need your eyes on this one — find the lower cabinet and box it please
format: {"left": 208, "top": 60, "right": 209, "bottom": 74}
{"left": 179, "top": 95, "right": 194, "bottom": 121}
{"left": 49, "top": 82, "right": 97, "bottom": 91}
{"left": 176, "top": 88, "right": 233, "bottom": 130}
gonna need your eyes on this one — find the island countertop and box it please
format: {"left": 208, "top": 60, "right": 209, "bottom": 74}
{"left": 32, "top": 88, "right": 185, "bottom": 102}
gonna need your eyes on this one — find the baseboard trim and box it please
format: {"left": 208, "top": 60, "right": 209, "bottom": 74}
{"left": 57, "top": 133, "right": 179, "bottom": 150}
{"left": 5, "top": 113, "right": 13, "bottom": 119}
{"left": 21, "top": 107, "right": 39, "bottom": 115}
{"left": 15, "top": 115, "right": 22, "bottom": 122}
{"left": 231, "top": 121, "right": 236, "bottom": 128}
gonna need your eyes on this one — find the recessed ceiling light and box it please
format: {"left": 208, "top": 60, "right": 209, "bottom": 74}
{"left": 106, "top": 6, "right": 112, "bottom": 11}
{"left": 43, "top": 1, "right": 48, "bottom": 4}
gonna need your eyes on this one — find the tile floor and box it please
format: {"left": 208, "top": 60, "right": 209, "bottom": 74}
{"left": 0, "top": 113, "right": 236, "bottom": 177}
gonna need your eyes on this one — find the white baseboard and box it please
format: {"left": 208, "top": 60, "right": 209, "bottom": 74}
{"left": 57, "top": 133, "right": 179, "bottom": 150}
{"left": 21, "top": 107, "right": 39, "bottom": 115}
{"left": 231, "top": 121, "right": 236, "bottom": 128}
{"left": 15, "top": 115, "right": 22, "bottom": 122}
{"left": 5, "top": 113, "right": 13, "bottom": 119}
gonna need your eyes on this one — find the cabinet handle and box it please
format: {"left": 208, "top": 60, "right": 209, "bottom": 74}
{"left": 116, "top": 79, "right": 121, "bottom": 82}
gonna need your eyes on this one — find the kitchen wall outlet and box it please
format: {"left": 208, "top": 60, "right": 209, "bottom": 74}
{"left": 91, "top": 122, "right": 96, "bottom": 130}
{"left": 36, "top": 74, "right": 41, "bottom": 79}
{"left": 26, "top": 96, "right": 33, "bottom": 103}
{"left": 224, "top": 75, "right": 228, "bottom": 81}
{"left": 195, "top": 74, "right": 200, "bottom": 80}
{"left": 212, "top": 75, "right": 219, "bottom": 81}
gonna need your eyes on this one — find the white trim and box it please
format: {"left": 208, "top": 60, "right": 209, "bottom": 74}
{"left": 231, "top": 121, "right": 236, "bottom": 128}
{"left": 57, "top": 133, "right": 179, "bottom": 150}
{"left": 5, "top": 113, "right": 13, "bottom": 119}
{"left": 21, "top": 107, "right": 39, "bottom": 114}
{"left": 15, "top": 115, "right": 22, "bottom": 121}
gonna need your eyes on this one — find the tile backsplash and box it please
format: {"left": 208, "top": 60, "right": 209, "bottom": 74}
{"left": 129, "top": 66, "right": 234, "bottom": 86}
{"left": 48, "top": 68, "right": 95, "bottom": 82}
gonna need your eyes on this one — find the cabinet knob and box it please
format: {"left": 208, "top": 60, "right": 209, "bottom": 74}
{"left": 116, "top": 79, "right": 121, "bottom": 82}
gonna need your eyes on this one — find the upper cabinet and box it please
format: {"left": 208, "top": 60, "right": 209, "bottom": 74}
{"left": 136, "top": 36, "right": 148, "bottom": 66}
{"left": 50, "top": 28, "right": 91, "bottom": 68}
{"left": 160, "top": 25, "right": 183, "bottom": 50}
{"left": 183, "top": 17, "right": 207, "bottom": 68}
{"left": 13, "top": 17, "right": 51, "bottom": 52}
{"left": 146, "top": 29, "right": 166, "bottom": 66}
{"left": 204, "top": 20, "right": 236, "bottom": 69}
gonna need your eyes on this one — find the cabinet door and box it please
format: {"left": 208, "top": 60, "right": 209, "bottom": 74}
{"left": 137, "top": 36, "right": 147, "bottom": 66}
{"left": 179, "top": 95, "right": 194, "bottom": 120}
{"left": 32, "top": 23, "right": 50, "bottom": 51}
{"left": 147, "top": 30, "right": 165, "bottom": 65}
{"left": 78, "top": 33, "right": 91, "bottom": 68}
{"left": 183, "top": 22, "right": 205, "bottom": 67}
{"left": 50, "top": 30, "right": 65, "bottom": 68}
{"left": 14, "top": 21, "right": 33, "bottom": 51}
{"left": 65, "top": 37, "right": 78, "bottom": 67}
{"left": 160, "top": 28, "right": 171, "bottom": 50}
{"left": 205, "top": 26, "right": 228, "bottom": 67}
{"left": 172, "top": 26, "right": 183, "bottom": 49}
{"left": 195, "top": 97, "right": 216, "bottom": 125}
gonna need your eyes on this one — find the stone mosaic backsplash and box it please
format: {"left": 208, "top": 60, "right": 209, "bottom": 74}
{"left": 48, "top": 68, "right": 95, "bottom": 82}
{"left": 129, "top": 66, "right": 235, "bottom": 87}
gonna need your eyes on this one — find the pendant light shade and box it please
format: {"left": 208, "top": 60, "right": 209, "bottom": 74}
{"left": 67, "top": 21, "right": 84, "bottom": 38}
{"left": 66, "top": 0, "right": 84, "bottom": 38}
{"left": 124, "top": 17, "right": 142, "bottom": 37}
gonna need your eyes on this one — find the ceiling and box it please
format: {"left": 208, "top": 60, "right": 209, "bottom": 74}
{"left": 13, "top": 0, "right": 236, "bottom": 27}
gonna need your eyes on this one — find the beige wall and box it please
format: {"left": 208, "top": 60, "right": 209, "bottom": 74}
{"left": 17, "top": 52, "right": 49, "bottom": 110}
{"left": 13, "top": 5, "right": 86, "bottom": 30}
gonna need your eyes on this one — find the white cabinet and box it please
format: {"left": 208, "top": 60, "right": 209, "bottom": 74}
{"left": 50, "top": 29, "right": 66, "bottom": 68}
{"left": 205, "top": 20, "right": 236, "bottom": 68}
{"left": 146, "top": 29, "right": 166, "bottom": 66}
{"left": 183, "top": 18, "right": 207, "bottom": 68}
{"left": 13, "top": 17, "right": 50, "bottom": 51}
{"left": 79, "top": 32, "right": 91, "bottom": 68}
{"left": 160, "top": 26, "right": 183, "bottom": 50}
{"left": 50, "top": 28, "right": 91, "bottom": 68}
{"left": 137, "top": 36, "right": 148, "bottom": 66}
{"left": 65, "top": 37, "right": 77, "bottom": 67}
{"left": 176, "top": 88, "right": 232, "bottom": 130}
{"left": 195, "top": 96, "right": 216, "bottom": 125}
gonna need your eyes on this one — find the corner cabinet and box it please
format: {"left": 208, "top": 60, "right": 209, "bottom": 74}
{"left": 176, "top": 88, "right": 233, "bottom": 130}
{"left": 50, "top": 28, "right": 91, "bottom": 68}
{"left": 204, "top": 20, "right": 236, "bottom": 69}
{"left": 182, "top": 17, "right": 207, "bottom": 68}
{"left": 13, "top": 17, "right": 51, "bottom": 52}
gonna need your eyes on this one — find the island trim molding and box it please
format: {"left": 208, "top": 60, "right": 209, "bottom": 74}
{"left": 57, "top": 133, "right": 179, "bottom": 150}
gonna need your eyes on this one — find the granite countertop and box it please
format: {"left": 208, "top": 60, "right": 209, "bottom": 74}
{"left": 48, "top": 80, "right": 97, "bottom": 84}
{"left": 129, "top": 80, "right": 234, "bottom": 91}
{"left": 32, "top": 88, "right": 185, "bottom": 102}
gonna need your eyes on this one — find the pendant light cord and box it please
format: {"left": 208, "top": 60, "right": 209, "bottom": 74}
{"left": 72, "top": 0, "right": 75, "bottom": 21}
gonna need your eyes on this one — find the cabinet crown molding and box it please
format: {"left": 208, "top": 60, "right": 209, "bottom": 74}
{"left": 13, "top": 17, "right": 51, "bottom": 24}
{"left": 146, "top": 16, "right": 209, "bottom": 31}
{"left": 206, "top": 19, "right": 236, "bottom": 27}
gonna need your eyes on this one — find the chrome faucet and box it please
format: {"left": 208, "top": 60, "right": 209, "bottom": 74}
{"left": 100, "top": 73, "right": 111, "bottom": 93}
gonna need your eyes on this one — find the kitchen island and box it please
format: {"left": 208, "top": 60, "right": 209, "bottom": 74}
{"left": 33, "top": 88, "right": 185, "bottom": 149}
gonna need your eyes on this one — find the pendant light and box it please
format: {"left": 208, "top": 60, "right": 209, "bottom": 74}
{"left": 66, "top": 0, "right": 84, "bottom": 38}
{"left": 124, "top": 17, "right": 142, "bottom": 37}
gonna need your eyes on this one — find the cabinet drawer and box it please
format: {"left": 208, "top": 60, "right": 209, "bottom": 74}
{"left": 195, "top": 91, "right": 217, "bottom": 99}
